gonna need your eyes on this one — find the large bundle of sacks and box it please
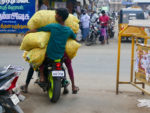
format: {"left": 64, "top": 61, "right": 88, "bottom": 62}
{"left": 27, "top": 10, "right": 79, "bottom": 33}
{"left": 21, "top": 10, "right": 81, "bottom": 69}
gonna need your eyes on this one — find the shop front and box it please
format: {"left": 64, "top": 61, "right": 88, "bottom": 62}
{"left": 37, "top": 0, "right": 77, "bottom": 13}
{"left": 0, "top": 0, "right": 79, "bottom": 34}
{"left": 0, "top": 0, "right": 36, "bottom": 34}
{"left": 0, "top": 0, "right": 81, "bottom": 45}
{"left": 0, "top": 0, "right": 36, "bottom": 45}
{"left": 133, "top": 0, "right": 150, "bottom": 11}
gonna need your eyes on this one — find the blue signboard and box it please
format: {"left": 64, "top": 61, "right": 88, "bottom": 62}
{"left": 122, "top": 0, "right": 134, "bottom": 5}
{"left": 0, "top": 0, "right": 35, "bottom": 33}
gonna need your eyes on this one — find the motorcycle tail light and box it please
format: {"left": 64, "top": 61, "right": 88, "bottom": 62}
{"left": 7, "top": 76, "right": 19, "bottom": 91}
{"left": 56, "top": 63, "right": 61, "bottom": 70}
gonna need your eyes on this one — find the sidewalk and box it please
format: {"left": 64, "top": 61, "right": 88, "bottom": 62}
{"left": 0, "top": 34, "right": 23, "bottom": 45}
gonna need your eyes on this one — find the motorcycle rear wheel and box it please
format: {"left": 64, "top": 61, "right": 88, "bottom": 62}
{"left": 86, "top": 33, "right": 95, "bottom": 46}
{"left": 48, "top": 74, "right": 61, "bottom": 103}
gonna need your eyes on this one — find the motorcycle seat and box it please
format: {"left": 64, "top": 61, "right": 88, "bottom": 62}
{"left": 0, "top": 67, "right": 15, "bottom": 80}
{"left": 0, "top": 67, "right": 8, "bottom": 76}
{"left": 0, "top": 71, "right": 15, "bottom": 90}
{"left": 0, "top": 71, "right": 15, "bottom": 79}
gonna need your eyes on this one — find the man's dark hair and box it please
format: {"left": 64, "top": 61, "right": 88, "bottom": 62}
{"left": 56, "top": 8, "right": 69, "bottom": 21}
{"left": 101, "top": 10, "right": 105, "bottom": 14}
{"left": 72, "top": 9, "right": 76, "bottom": 14}
{"left": 81, "top": 9, "right": 84, "bottom": 13}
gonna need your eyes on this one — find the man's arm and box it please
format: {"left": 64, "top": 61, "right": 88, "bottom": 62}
{"left": 24, "top": 24, "right": 53, "bottom": 36}
{"left": 24, "top": 29, "right": 37, "bottom": 36}
{"left": 37, "top": 24, "right": 53, "bottom": 32}
{"left": 70, "top": 30, "right": 77, "bottom": 41}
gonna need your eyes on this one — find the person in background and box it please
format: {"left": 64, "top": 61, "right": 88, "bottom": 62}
{"left": 99, "top": 10, "right": 109, "bottom": 44}
{"left": 144, "top": 11, "right": 149, "bottom": 19}
{"left": 115, "top": 11, "right": 118, "bottom": 20}
{"left": 79, "top": 9, "right": 84, "bottom": 40}
{"left": 147, "top": 12, "right": 150, "bottom": 20}
{"left": 40, "top": 0, "right": 49, "bottom": 10}
{"left": 112, "top": 11, "right": 115, "bottom": 19}
{"left": 72, "top": 9, "right": 78, "bottom": 18}
{"left": 90, "top": 11, "right": 99, "bottom": 23}
{"left": 80, "top": 9, "right": 90, "bottom": 42}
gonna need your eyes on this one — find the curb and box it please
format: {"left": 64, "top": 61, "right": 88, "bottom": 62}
{"left": 0, "top": 34, "right": 23, "bottom": 45}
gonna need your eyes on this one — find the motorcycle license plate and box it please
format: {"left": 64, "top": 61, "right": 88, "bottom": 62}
{"left": 52, "top": 71, "right": 64, "bottom": 77}
{"left": 10, "top": 94, "right": 20, "bottom": 105}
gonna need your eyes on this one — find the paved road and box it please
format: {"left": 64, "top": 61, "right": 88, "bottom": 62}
{"left": 0, "top": 37, "right": 150, "bottom": 113}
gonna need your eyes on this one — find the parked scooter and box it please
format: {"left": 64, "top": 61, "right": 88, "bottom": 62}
{"left": 35, "top": 58, "right": 68, "bottom": 103}
{"left": 0, "top": 65, "right": 25, "bottom": 113}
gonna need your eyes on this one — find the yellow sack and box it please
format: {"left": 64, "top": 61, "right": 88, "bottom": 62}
{"left": 27, "top": 48, "right": 46, "bottom": 68}
{"left": 68, "top": 14, "right": 79, "bottom": 23}
{"left": 28, "top": 10, "right": 56, "bottom": 30}
{"left": 27, "top": 10, "right": 79, "bottom": 33}
{"left": 20, "top": 32, "right": 50, "bottom": 51}
{"left": 65, "top": 22, "right": 79, "bottom": 34}
{"left": 23, "top": 51, "right": 28, "bottom": 61}
{"left": 22, "top": 39, "right": 81, "bottom": 68}
{"left": 65, "top": 39, "right": 81, "bottom": 59}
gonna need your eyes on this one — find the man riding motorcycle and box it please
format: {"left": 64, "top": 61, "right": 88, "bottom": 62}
{"left": 21, "top": 8, "right": 79, "bottom": 94}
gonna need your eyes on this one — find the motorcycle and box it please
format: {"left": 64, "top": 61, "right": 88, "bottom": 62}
{"left": 86, "top": 19, "right": 100, "bottom": 46}
{"left": 108, "top": 18, "right": 115, "bottom": 38}
{"left": 35, "top": 58, "right": 68, "bottom": 103}
{"left": 0, "top": 65, "right": 25, "bottom": 113}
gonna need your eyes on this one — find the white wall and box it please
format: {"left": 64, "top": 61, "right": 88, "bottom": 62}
{"left": 133, "top": 0, "right": 150, "bottom": 3}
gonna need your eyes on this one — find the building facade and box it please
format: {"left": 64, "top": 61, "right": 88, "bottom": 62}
{"left": 37, "top": 0, "right": 78, "bottom": 13}
{"left": 133, "top": 0, "right": 150, "bottom": 11}
{"left": 109, "top": 0, "right": 123, "bottom": 12}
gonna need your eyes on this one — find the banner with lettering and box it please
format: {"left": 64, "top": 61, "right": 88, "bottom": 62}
{"left": 0, "top": 0, "right": 35, "bottom": 33}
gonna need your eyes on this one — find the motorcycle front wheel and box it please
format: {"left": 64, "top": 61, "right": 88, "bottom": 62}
{"left": 48, "top": 74, "right": 61, "bottom": 103}
{"left": 86, "top": 33, "right": 95, "bottom": 46}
